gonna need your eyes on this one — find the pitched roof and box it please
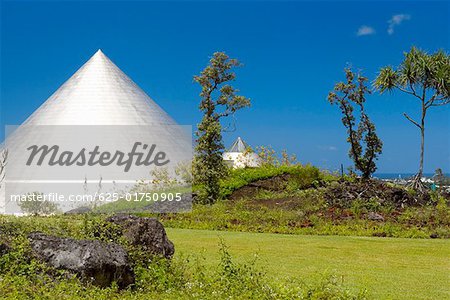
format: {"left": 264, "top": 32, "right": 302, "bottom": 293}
{"left": 227, "top": 137, "right": 250, "bottom": 153}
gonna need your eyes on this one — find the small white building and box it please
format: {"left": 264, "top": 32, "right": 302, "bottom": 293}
{"left": 223, "top": 137, "right": 261, "bottom": 169}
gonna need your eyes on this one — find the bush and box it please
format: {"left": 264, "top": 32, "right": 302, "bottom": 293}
{"left": 219, "top": 164, "right": 330, "bottom": 199}
{"left": 18, "top": 192, "right": 60, "bottom": 216}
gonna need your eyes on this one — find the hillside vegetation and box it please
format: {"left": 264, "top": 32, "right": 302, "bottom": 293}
{"left": 158, "top": 165, "right": 450, "bottom": 239}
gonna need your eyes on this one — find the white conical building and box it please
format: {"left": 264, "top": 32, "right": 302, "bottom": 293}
{"left": 1, "top": 50, "right": 191, "bottom": 214}
{"left": 23, "top": 50, "right": 176, "bottom": 126}
{"left": 223, "top": 137, "right": 261, "bottom": 168}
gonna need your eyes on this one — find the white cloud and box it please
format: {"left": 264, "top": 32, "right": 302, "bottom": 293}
{"left": 357, "top": 25, "right": 376, "bottom": 36}
{"left": 388, "top": 14, "right": 411, "bottom": 35}
{"left": 318, "top": 145, "right": 337, "bottom": 151}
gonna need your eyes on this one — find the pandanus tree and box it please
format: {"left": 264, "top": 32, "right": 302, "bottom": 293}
{"left": 194, "top": 52, "right": 250, "bottom": 204}
{"left": 375, "top": 47, "right": 450, "bottom": 191}
{"left": 328, "top": 68, "right": 383, "bottom": 180}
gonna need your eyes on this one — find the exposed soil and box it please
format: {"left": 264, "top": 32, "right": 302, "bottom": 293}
{"left": 229, "top": 174, "right": 294, "bottom": 200}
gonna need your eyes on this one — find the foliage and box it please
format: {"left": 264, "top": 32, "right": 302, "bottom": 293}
{"left": 256, "top": 145, "right": 278, "bottom": 166}
{"left": 93, "top": 186, "right": 191, "bottom": 214}
{"left": 131, "top": 167, "right": 182, "bottom": 194}
{"left": 281, "top": 149, "right": 298, "bottom": 166}
{"left": 159, "top": 195, "right": 449, "bottom": 239}
{"left": 18, "top": 192, "right": 60, "bottom": 216}
{"left": 375, "top": 47, "right": 450, "bottom": 189}
{"left": 256, "top": 146, "right": 297, "bottom": 167}
{"left": 328, "top": 68, "right": 383, "bottom": 179}
{"left": 175, "top": 161, "right": 193, "bottom": 185}
{"left": 160, "top": 164, "right": 449, "bottom": 238}
{"left": 219, "top": 164, "right": 326, "bottom": 199}
{"left": 193, "top": 52, "right": 250, "bottom": 204}
{"left": 232, "top": 146, "right": 261, "bottom": 168}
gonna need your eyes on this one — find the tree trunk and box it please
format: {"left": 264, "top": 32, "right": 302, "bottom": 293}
{"left": 419, "top": 120, "right": 424, "bottom": 178}
{"left": 411, "top": 104, "right": 427, "bottom": 192}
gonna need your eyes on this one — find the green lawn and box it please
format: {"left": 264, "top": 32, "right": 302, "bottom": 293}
{"left": 166, "top": 228, "right": 450, "bottom": 300}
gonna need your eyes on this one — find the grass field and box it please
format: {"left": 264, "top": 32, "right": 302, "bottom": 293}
{"left": 166, "top": 228, "right": 450, "bottom": 300}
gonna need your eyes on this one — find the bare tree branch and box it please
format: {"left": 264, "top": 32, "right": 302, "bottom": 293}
{"left": 430, "top": 97, "right": 450, "bottom": 106}
{"left": 396, "top": 85, "right": 422, "bottom": 101}
{"left": 403, "top": 113, "right": 421, "bottom": 129}
{"left": 409, "top": 82, "right": 418, "bottom": 97}
{"left": 425, "top": 94, "right": 437, "bottom": 108}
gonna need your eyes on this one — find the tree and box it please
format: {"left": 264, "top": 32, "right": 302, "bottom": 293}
{"left": 375, "top": 47, "right": 450, "bottom": 190}
{"left": 18, "top": 192, "right": 59, "bottom": 216}
{"left": 194, "top": 52, "right": 250, "bottom": 204}
{"left": 328, "top": 68, "right": 383, "bottom": 180}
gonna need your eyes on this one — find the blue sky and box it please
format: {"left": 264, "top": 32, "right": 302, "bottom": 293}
{"left": 1, "top": 1, "right": 449, "bottom": 173}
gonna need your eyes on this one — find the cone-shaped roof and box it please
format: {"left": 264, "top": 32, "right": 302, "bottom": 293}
{"left": 227, "top": 137, "right": 250, "bottom": 153}
{"left": 23, "top": 49, "right": 176, "bottom": 125}
{"left": 1, "top": 51, "right": 193, "bottom": 215}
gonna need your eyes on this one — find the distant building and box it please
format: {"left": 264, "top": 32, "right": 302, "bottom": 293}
{"left": 223, "top": 137, "right": 261, "bottom": 169}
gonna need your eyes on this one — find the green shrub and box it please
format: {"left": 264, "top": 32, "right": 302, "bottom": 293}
{"left": 218, "top": 164, "right": 332, "bottom": 199}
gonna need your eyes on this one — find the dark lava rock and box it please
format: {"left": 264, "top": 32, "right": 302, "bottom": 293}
{"left": 28, "top": 232, "right": 134, "bottom": 288}
{"left": 0, "top": 243, "right": 10, "bottom": 256}
{"left": 323, "top": 179, "right": 425, "bottom": 208}
{"left": 64, "top": 206, "right": 92, "bottom": 215}
{"left": 430, "top": 233, "right": 439, "bottom": 239}
{"left": 367, "top": 212, "right": 385, "bottom": 221}
{"left": 106, "top": 214, "right": 174, "bottom": 259}
{"left": 372, "top": 232, "right": 387, "bottom": 237}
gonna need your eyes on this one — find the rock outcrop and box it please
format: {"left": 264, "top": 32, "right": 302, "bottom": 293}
{"left": 106, "top": 214, "right": 174, "bottom": 259}
{"left": 28, "top": 232, "right": 134, "bottom": 288}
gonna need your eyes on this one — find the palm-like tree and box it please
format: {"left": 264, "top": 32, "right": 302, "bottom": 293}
{"left": 375, "top": 47, "right": 450, "bottom": 191}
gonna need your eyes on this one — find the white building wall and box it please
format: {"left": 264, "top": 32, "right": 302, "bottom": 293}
{"left": 223, "top": 152, "right": 262, "bottom": 169}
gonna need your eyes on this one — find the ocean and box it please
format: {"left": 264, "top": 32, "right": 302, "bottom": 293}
{"left": 373, "top": 173, "right": 450, "bottom": 180}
